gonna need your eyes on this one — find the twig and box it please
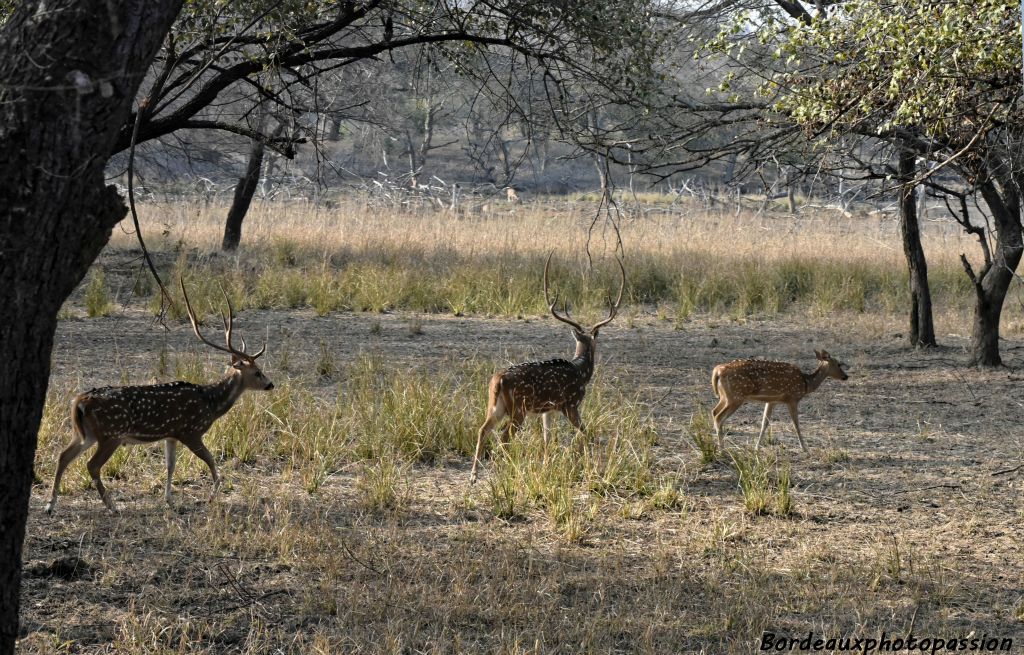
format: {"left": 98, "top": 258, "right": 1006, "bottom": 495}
{"left": 339, "top": 538, "right": 383, "bottom": 575}
{"left": 887, "top": 483, "right": 961, "bottom": 496}
{"left": 216, "top": 560, "right": 256, "bottom": 605}
{"left": 905, "top": 603, "right": 920, "bottom": 641}
{"left": 127, "top": 97, "right": 175, "bottom": 321}
{"left": 991, "top": 463, "right": 1023, "bottom": 477}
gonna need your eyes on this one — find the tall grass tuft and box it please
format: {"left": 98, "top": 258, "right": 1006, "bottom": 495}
{"left": 688, "top": 400, "right": 720, "bottom": 465}
{"left": 356, "top": 455, "right": 409, "bottom": 513}
{"left": 729, "top": 448, "right": 795, "bottom": 517}
{"left": 344, "top": 353, "right": 481, "bottom": 462}
{"left": 84, "top": 269, "right": 113, "bottom": 317}
{"left": 480, "top": 375, "right": 668, "bottom": 541}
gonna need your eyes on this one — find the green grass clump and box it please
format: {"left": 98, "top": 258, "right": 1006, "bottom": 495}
{"left": 480, "top": 376, "right": 668, "bottom": 542}
{"left": 344, "top": 353, "right": 482, "bottom": 463}
{"left": 729, "top": 448, "right": 794, "bottom": 517}
{"left": 688, "top": 400, "right": 721, "bottom": 465}
{"left": 84, "top": 270, "right": 113, "bottom": 317}
{"left": 356, "top": 455, "right": 409, "bottom": 513}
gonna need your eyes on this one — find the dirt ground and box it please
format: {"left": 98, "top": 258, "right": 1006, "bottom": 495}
{"left": 19, "top": 307, "right": 1024, "bottom": 653}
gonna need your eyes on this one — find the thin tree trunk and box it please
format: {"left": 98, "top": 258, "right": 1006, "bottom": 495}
{"left": 965, "top": 179, "right": 1023, "bottom": 367}
{"left": 897, "top": 148, "right": 936, "bottom": 348}
{"left": 588, "top": 109, "right": 607, "bottom": 192}
{"left": 223, "top": 137, "right": 267, "bottom": 251}
{"left": 0, "top": 2, "right": 181, "bottom": 651}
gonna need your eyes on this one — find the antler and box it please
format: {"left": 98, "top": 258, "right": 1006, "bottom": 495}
{"left": 180, "top": 278, "right": 264, "bottom": 361}
{"left": 543, "top": 251, "right": 585, "bottom": 332}
{"left": 591, "top": 256, "right": 626, "bottom": 331}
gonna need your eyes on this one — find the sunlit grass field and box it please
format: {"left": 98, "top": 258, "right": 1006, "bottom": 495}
{"left": 79, "top": 195, "right": 999, "bottom": 330}
{"left": 23, "top": 196, "right": 1024, "bottom": 653}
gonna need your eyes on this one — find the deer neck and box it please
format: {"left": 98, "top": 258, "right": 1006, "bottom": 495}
{"left": 802, "top": 363, "right": 831, "bottom": 395}
{"left": 205, "top": 370, "right": 247, "bottom": 418}
{"left": 571, "top": 342, "right": 595, "bottom": 383}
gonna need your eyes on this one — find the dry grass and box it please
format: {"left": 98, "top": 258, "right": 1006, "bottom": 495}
{"left": 71, "top": 195, "right": 1015, "bottom": 333}
{"left": 20, "top": 197, "right": 1024, "bottom": 653}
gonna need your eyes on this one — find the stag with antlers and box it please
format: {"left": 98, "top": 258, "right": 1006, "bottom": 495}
{"left": 44, "top": 280, "right": 273, "bottom": 514}
{"left": 470, "top": 253, "right": 626, "bottom": 483}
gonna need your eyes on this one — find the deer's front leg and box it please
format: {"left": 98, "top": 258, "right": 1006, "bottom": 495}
{"left": 785, "top": 401, "right": 809, "bottom": 453}
{"left": 755, "top": 403, "right": 774, "bottom": 449}
{"left": 181, "top": 437, "right": 220, "bottom": 501}
{"left": 541, "top": 412, "right": 552, "bottom": 451}
{"left": 164, "top": 439, "right": 178, "bottom": 506}
{"left": 563, "top": 406, "right": 588, "bottom": 454}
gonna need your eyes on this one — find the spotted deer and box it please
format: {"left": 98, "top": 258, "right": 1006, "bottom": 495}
{"left": 44, "top": 280, "right": 274, "bottom": 514}
{"left": 710, "top": 350, "right": 848, "bottom": 452}
{"left": 471, "top": 253, "right": 626, "bottom": 483}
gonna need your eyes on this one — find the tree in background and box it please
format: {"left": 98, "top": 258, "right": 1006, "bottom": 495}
{"left": 765, "top": 0, "right": 1022, "bottom": 365}
{"left": 613, "top": 0, "right": 1018, "bottom": 363}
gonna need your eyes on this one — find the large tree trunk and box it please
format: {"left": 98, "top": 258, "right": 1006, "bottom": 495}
{"left": 223, "top": 137, "right": 268, "bottom": 251}
{"left": 966, "top": 179, "right": 1023, "bottom": 367}
{"left": 0, "top": 2, "right": 182, "bottom": 651}
{"left": 897, "top": 149, "right": 936, "bottom": 348}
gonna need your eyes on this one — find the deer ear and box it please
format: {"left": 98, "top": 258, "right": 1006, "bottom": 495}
{"left": 817, "top": 349, "right": 830, "bottom": 360}
{"left": 813, "top": 349, "right": 822, "bottom": 359}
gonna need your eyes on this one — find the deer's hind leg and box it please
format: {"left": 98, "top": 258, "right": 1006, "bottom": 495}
{"left": 86, "top": 439, "right": 122, "bottom": 513}
{"left": 472, "top": 392, "right": 508, "bottom": 483}
{"left": 713, "top": 397, "right": 745, "bottom": 444}
{"left": 45, "top": 432, "right": 96, "bottom": 515}
{"left": 500, "top": 409, "right": 525, "bottom": 446}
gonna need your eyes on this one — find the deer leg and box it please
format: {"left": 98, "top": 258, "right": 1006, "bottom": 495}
{"left": 541, "top": 412, "right": 552, "bottom": 452}
{"left": 181, "top": 439, "right": 220, "bottom": 501}
{"left": 472, "top": 416, "right": 499, "bottom": 483}
{"left": 711, "top": 395, "right": 727, "bottom": 421}
{"left": 472, "top": 396, "right": 508, "bottom": 483}
{"left": 45, "top": 433, "right": 96, "bottom": 515}
{"left": 785, "top": 401, "right": 808, "bottom": 453}
{"left": 164, "top": 439, "right": 178, "bottom": 506}
{"left": 563, "top": 406, "right": 588, "bottom": 455}
{"left": 714, "top": 400, "right": 744, "bottom": 444}
{"left": 86, "top": 439, "right": 122, "bottom": 513}
{"left": 500, "top": 411, "right": 524, "bottom": 447}
{"left": 712, "top": 399, "right": 727, "bottom": 446}
{"left": 755, "top": 403, "right": 774, "bottom": 449}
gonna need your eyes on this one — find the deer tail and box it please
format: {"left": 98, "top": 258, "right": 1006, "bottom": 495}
{"left": 70, "top": 396, "right": 89, "bottom": 443}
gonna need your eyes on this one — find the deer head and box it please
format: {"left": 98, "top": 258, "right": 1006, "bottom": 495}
{"left": 180, "top": 278, "right": 274, "bottom": 391}
{"left": 543, "top": 252, "right": 626, "bottom": 358}
{"left": 814, "top": 349, "right": 849, "bottom": 381}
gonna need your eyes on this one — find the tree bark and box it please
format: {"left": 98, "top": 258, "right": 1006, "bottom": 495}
{"left": 222, "top": 137, "right": 267, "bottom": 251}
{"left": 966, "top": 178, "right": 1023, "bottom": 367}
{"left": 897, "top": 148, "right": 936, "bottom": 348}
{"left": 0, "top": 2, "right": 182, "bottom": 651}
